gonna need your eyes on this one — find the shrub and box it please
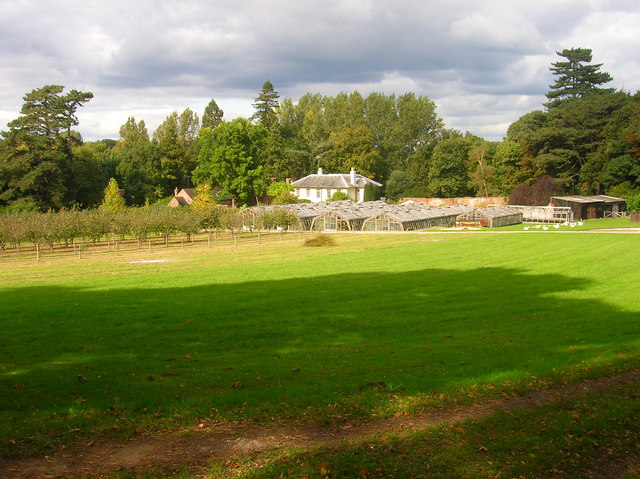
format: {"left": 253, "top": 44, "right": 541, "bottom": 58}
{"left": 272, "top": 192, "right": 299, "bottom": 204}
{"left": 627, "top": 193, "right": 640, "bottom": 213}
{"left": 328, "top": 192, "right": 351, "bottom": 202}
{"left": 304, "top": 234, "right": 336, "bottom": 247}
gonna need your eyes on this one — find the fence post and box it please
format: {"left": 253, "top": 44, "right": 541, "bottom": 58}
{"left": 36, "top": 243, "right": 40, "bottom": 263}
{"left": 148, "top": 240, "right": 152, "bottom": 254}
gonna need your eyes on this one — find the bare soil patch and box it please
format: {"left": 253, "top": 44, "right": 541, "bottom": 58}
{"left": 3, "top": 369, "right": 640, "bottom": 479}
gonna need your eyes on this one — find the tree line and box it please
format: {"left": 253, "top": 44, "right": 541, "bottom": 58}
{"left": 1, "top": 48, "right": 639, "bottom": 211}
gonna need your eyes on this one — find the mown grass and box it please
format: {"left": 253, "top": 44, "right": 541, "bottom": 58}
{"left": 1, "top": 230, "right": 640, "bottom": 458}
{"left": 226, "top": 379, "right": 640, "bottom": 478}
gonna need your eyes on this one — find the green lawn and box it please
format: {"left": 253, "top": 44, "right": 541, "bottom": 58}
{"left": 1, "top": 230, "right": 640, "bottom": 458}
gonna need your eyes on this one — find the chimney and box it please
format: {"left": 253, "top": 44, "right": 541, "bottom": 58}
{"left": 174, "top": 187, "right": 179, "bottom": 197}
{"left": 350, "top": 167, "right": 356, "bottom": 185}
{"left": 318, "top": 167, "right": 323, "bottom": 175}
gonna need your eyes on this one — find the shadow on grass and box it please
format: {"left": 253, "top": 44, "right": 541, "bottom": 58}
{"left": 1, "top": 267, "right": 639, "bottom": 455}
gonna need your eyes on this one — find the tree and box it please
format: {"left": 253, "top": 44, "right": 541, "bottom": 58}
{"left": 113, "top": 118, "right": 162, "bottom": 205}
{"left": 202, "top": 99, "right": 224, "bottom": 130}
{"left": 251, "top": 80, "right": 280, "bottom": 129}
{"left": 324, "top": 126, "right": 383, "bottom": 179}
{"left": 509, "top": 176, "right": 563, "bottom": 206}
{"left": 100, "top": 178, "right": 126, "bottom": 212}
{"left": 427, "top": 135, "right": 474, "bottom": 197}
{"left": 0, "top": 85, "right": 93, "bottom": 209}
{"left": 192, "top": 118, "right": 267, "bottom": 205}
{"left": 384, "top": 169, "right": 412, "bottom": 201}
{"left": 546, "top": 48, "right": 614, "bottom": 109}
{"left": 467, "top": 142, "right": 498, "bottom": 197}
{"left": 189, "top": 181, "right": 216, "bottom": 211}
{"left": 152, "top": 109, "right": 200, "bottom": 194}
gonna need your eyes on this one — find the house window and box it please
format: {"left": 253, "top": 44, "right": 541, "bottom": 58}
{"left": 316, "top": 189, "right": 321, "bottom": 199}
{"left": 306, "top": 188, "right": 310, "bottom": 197}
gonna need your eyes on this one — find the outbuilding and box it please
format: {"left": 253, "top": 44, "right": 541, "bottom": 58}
{"left": 550, "top": 195, "right": 626, "bottom": 220}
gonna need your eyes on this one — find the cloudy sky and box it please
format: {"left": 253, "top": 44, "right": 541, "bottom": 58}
{"left": 1, "top": 0, "right": 639, "bottom": 141}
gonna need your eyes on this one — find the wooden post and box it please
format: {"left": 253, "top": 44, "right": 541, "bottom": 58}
{"left": 208, "top": 232, "right": 211, "bottom": 249}
{"left": 116, "top": 242, "right": 119, "bottom": 256}
{"left": 181, "top": 239, "right": 185, "bottom": 251}
{"left": 215, "top": 230, "right": 218, "bottom": 242}
{"left": 73, "top": 238, "right": 77, "bottom": 255}
{"left": 36, "top": 243, "right": 40, "bottom": 263}
{"left": 148, "top": 240, "right": 152, "bottom": 254}
{"left": 258, "top": 231, "right": 261, "bottom": 244}
{"left": 234, "top": 233, "right": 238, "bottom": 246}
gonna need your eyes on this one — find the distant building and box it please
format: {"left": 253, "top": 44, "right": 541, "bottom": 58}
{"left": 168, "top": 187, "right": 196, "bottom": 207}
{"left": 291, "top": 168, "right": 382, "bottom": 203}
{"left": 550, "top": 195, "right": 626, "bottom": 220}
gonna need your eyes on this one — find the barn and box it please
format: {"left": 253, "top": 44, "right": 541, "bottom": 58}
{"left": 550, "top": 195, "right": 626, "bottom": 220}
{"left": 456, "top": 206, "right": 523, "bottom": 228}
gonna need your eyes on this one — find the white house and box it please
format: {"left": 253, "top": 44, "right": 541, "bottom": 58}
{"left": 291, "top": 168, "right": 383, "bottom": 203}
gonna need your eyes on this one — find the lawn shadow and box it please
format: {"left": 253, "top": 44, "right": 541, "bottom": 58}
{"left": 1, "top": 266, "right": 639, "bottom": 454}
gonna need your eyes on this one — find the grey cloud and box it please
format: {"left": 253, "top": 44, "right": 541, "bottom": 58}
{"left": 0, "top": 0, "right": 638, "bottom": 141}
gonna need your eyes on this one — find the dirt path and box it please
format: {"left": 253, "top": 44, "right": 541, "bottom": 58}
{"left": 3, "top": 369, "right": 640, "bottom": 479}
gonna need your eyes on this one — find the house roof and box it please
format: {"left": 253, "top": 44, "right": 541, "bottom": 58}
{"left": 291, "top": 173, "right": 382, "bottom": 189}
{"left": 179, "top": 188, "right": 196, "bottom": 199}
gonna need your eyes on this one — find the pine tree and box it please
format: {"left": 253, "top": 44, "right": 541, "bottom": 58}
{"left": 202, "top": 99, "right": 224, "bottom": 130}
{"left": 251, "top": 80, "right": 280, "bottom": 129}
{"left": 546, "top": 48, "right": 614, "bottom": 109}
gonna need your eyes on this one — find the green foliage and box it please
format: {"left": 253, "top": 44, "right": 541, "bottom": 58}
{"left": 323, "top": 126, "right": 384, "bottom": 180}
{"left": 427, "top": 135, "right": 474, "bottom": 197}
{"left": 100, "top": 178, "right": 126, "bottom": 213}
{"left": 384, "top": 169, "right": 412, "bottom": 201}
{"left": 113, "top": 118, "right": 162, "bottom": 205}
{"left": 0, "top": 85, "right": 93, "bottom": 209}
{"left": 202, "top": 99, "right": 224, "bottom": 130}
{"left": 271, "top": 192, "right": 299, "bottom": 205}
{"left": 153, "top": 109, "right": 200, "bottom": 196}
{"left": 327, "top": 191, "right": 351, "bottom": 201}
{"left": 259, "top": 208, "right": 299, "bottom": 229}
{"left": 546, "top": 48, "right": 614, "bottom": 109}
{"left": 626, "top": 193, "right": 640, "bottom": 212}
{"left": 267, "top": 181, "right": 294, "bottom": 197}
{"left": 251, "top": 80, "right": 280, "bottom": 129}
{"left": 193, "top": 118, "right": 267, "bottom": 205}
{"left": 189, "top": 181, "right": 216, "bottom": 211}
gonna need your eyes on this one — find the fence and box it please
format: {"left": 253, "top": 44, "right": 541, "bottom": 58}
{"left": 0, "top": 229, "right": 312, "bottom": 263}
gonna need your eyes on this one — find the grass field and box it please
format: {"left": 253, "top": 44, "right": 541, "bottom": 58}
{"left": 1, "top": 227, "right": 640, "bottom": 469}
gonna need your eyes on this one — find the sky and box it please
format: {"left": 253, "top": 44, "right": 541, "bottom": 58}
{"left": 1, "top": 0, "right": 639, "bottom": 142}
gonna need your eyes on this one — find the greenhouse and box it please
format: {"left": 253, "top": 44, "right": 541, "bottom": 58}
{"left": 362, "top": 204, "right": 472, "bottom": 231}
{"left": 310, "top": 201, "right": 388, "bottom": 231}
{"left": 455, "top": 206, "right": 523, "bottom": 228}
